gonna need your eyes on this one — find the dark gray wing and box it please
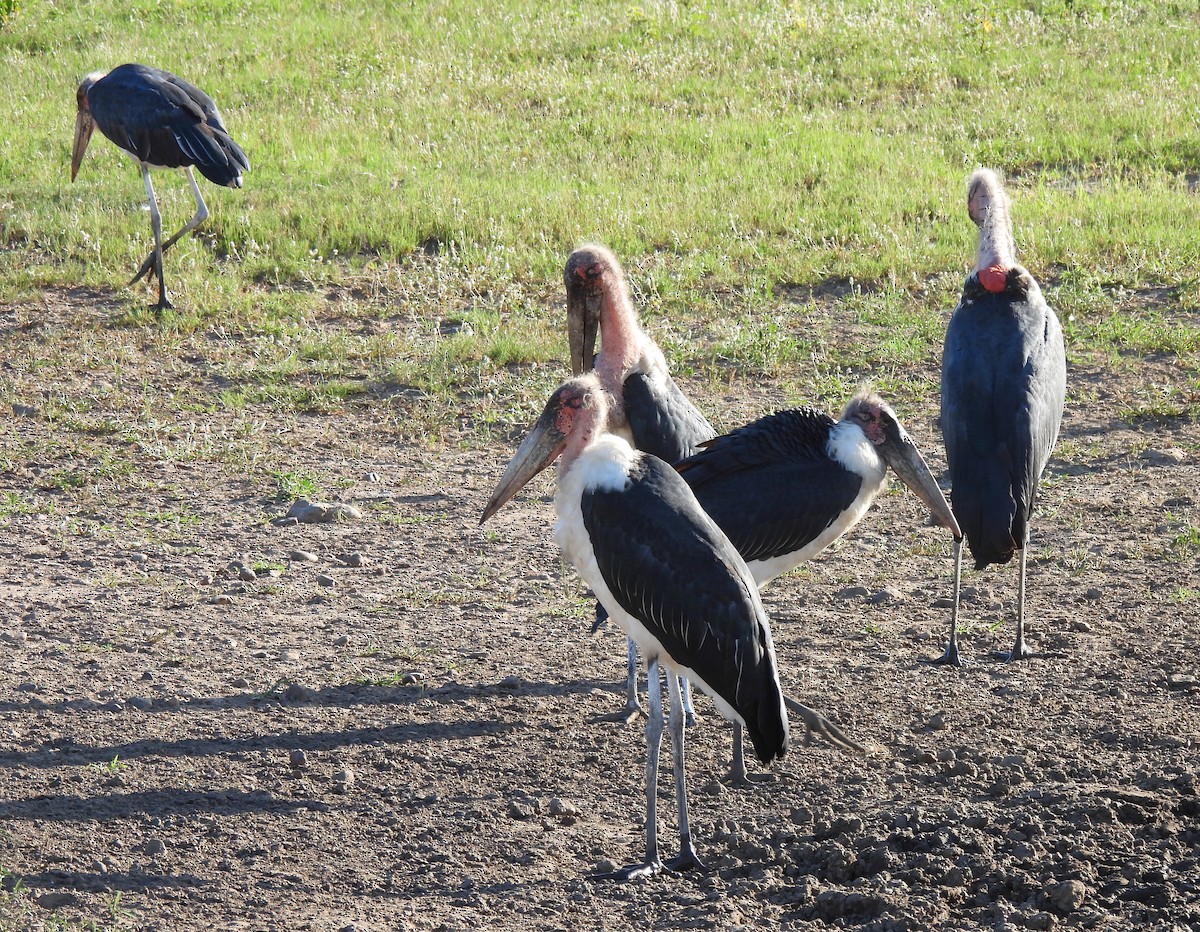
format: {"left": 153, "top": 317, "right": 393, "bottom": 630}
{"left": 581, "top": 455, "right": 787, "bottom": 764}
{"left": 623, "top": 370, "right": 716, "bottom": 463}
{"left": 89, "top": 63, "right": 248, "bottom": 186}
{"left": 677, "top": 409, "right": 863, "bottom": 564}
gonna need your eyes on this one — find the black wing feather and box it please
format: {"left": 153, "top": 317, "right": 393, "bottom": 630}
{"left": 677, "top": 408, "right": 863, "bottom": 564}
{"left": 623, "top": 370, "right": 716, "bottom": 463}
{"left": 941, "top": 271, "right": 1065, "bottom": 569}
{"left": 581, "top": 456, "right": 787, "bottom": 763}
{"left": 88, "top": 63, "right": 249, "bottom": 186}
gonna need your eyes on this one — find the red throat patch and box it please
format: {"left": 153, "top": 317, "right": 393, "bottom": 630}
{"left": 978, "top": 265, "right": 1008, "bottom": 293}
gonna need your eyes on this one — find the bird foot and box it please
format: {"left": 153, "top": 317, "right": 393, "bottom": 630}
{"left": 604, "top": 700, "right": 642, "bottom": 724}
{"left": 665, "top": 847, "right": 706, "bottom": 873}
{"left": 782, "top": 695, "right": 865, "bottom": 753}
{"left": 993, "top": 643, "right": 1064, "bottom": 663}
{"left": 588, "top": 859, "right": 663, "bottom": 883}
{"left": 926, "top": 643, "right": 965, "bottom": 667}
{"left": 723, "top": 766, "right": 774, "bottom": 788}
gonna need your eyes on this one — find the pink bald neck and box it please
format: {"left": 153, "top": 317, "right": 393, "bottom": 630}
{"left": 968, "top": 170, "right": 1016, "bottom": 294}
{"left": 592, "top": 264, "right": 643, "bottom": 408}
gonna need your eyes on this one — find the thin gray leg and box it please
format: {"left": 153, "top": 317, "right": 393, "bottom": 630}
{"left": 130, "top": 168, "right": 210, "bottom": 302}
{"left": 680, "top": 676, "right": 696, "bottom": 728}
{"left": 590, "top": 657, "right": 664, "bottom": 882}
{"left": 665, "top": 671, "right": 703, "bottom": 872}
{"left": 932, "top": 537, "right": 965, "bottom": 666}
{"left": 624, "top": 637, "right": 643, "bottom": 721}
{"left": 1007, "top": 547, "right": 1033, "bottom": 661}
{"left": 137, "top": 166, "right": 170, "bottom": 309}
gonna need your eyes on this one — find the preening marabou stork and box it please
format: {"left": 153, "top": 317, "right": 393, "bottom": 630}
{"left": 566, "top": 244, "right": 717, "bottom": 721}
{"left": 481, "top": 374, "right": 788, "bottom": 880}
{"left": 676, "top": 391, "right": 961, "bottom": 781}
{"left": 71, "top": 63, "right": 250, "bottom": 310}
{"left": 939, "top": 168, "right": 1066, "bottom": 665}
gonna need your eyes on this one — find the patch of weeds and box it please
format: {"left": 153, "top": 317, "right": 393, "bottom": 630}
{"left": 274, "top": 469, "right": 322, "bottom": 503}
{"left": 1169, "top": 525, "right": 1200, "bottom": 561}
{"left": 89, "top": 754, "right": 126, "bottom": 775}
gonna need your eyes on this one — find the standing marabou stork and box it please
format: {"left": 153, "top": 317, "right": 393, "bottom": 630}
{"left": 481, "top": 374, "right": 789, "bottom": 880}
{"left": 676, "top": 391, "right": 961, "bottom": 782}
{"left": 71, "top": 63, "right": 250, "bottom": 310}
{"left": 566, "top": 244, "right": 716, "bottom": 722}
{"left": 938, "top": 168, "right": 1066, "bottom": 665}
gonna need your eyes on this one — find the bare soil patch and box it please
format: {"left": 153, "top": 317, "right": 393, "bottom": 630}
{"left": 1, "top": 292, "right": 1197, "bottom": 931}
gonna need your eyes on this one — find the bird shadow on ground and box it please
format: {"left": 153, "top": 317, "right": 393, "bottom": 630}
{"left": 0, "top": 787, "right": 322, "bottom": 824}
{"left": 0, "top": 719, "right": 517, "bottom": 771}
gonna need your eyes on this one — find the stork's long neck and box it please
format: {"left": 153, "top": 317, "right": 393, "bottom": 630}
{"left": 594, "top": 282, "right": 644, "bottom": 406}
{"left": 971, "top": 174, "right": 1016, "bottom": 293}
{"left": 976, "top": 206, "right": 1015, "bottom": 274}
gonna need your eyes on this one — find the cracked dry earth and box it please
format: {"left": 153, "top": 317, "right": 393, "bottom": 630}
{"left": 0, "top": 294, "right": 1198, "bottom": 932}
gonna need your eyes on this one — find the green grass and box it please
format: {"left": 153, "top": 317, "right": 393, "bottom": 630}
{"left": 0, "top": 0, "right": 1198, "bottom": 462}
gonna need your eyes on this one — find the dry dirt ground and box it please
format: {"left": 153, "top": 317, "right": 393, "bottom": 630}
{"left": 0, "top": 291, "right": 1198, "bottom": 931}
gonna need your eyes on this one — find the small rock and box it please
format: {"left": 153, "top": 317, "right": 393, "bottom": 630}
{"left": 127, "top": 696, "right": 153, "bottom": 711}
{"left": 508, "top": 800, "right": 535, "bottom": 820}
{"left": 549, "top": 797, "right": 577, "bottom": 817}
{"left": 836, "top": 586, "right": 871, "bottom": 599}
{"left": 12, "top": 403, "right": 40, "bottom": 418}
{"left": 0, "top": 630, "right": 27, "bottom": 645}
{"left": 498, "top": 675, "right": 522, "bottom": 689}
{"left": 35, "top": 891, "right": 79, "bottom": 909}
{"left": 928, "top": 712, "right": 949, "bottom": 731}
{"left": 1071, "top": 618, "right": 1094, "bottom": 632}
{"left": 1045, "top": 879, "right": 1087, "bottom": 913}
{"left": 280, "top": 649, "right": 302, "bottom": 662}
{"left": 869, "top": 586, "right": 904, "bottom": 605}
{"left": 316, "top": 574, "right": 335, "bottom": 587}
{"left": 593, "top": 858, "right": 617, "bottom": 874}
{"left": 287, "top": 499, "right": 363, "bottom": 523}
{"left": 1167, "top": 674, "right": 1198, "bottom": 691}
{"left": 283, "top": 683, "right": 315, "bottom": 702}
{"left": 932, "top": 597, "right": 956, "bottom": 609}
{"left": 1141, "top": 447, "right": 1186, "bottom": 465}
{"left": 338, "top": 551, "right": 365, "bottom": 567}
{"left": 144, "top": 838, "right": 166, "bottom": 855}
{"left": 1083, "top": 588, "right": 1103, "bottom": 601}
{"left": 333, "top": 768, "right": 355, "bottom": 790}
{"left": 289, "top": 550, "right": 319, "bottom": 563}
{"left": 289, "top": 749, "right": 308, "bottom": 767}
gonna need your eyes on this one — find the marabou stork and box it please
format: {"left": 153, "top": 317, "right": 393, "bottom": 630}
{"left": 676, "top": 391, "right": 961, "bottom": 781}
{"left": 481, "top": 374, "right": 789, "bottom": 880}
{"left": 71, "top": 63, "right": 249, "bottom": 310}
{"left": 938, "top": 168, "right": 1066, "bottom": 665}
{"left": 566, "top": 244, "right": 716, "bottom": 722}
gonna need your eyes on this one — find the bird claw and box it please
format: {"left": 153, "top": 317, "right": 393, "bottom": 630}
{"left": 129, "top": 253, "right": 159, "bottom": 286}
{"left": 665, "top": 848, "right": 705, "bottom": 873}
{"left": 782, "top": 696, "right": 865, "bottom": 753}
{"left": 723, "top": 766, "right": 774, "bottom": 788}
{"left": 926, "top": 643, "right": 965, "bottom": 667}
